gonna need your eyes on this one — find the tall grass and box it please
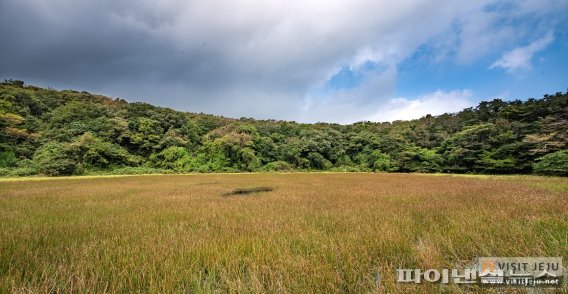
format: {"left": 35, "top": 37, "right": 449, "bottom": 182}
{"left": 0, "top": 174, "right": 566, "bottom": 293}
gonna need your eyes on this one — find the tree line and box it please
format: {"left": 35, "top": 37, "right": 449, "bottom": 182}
{"left": 1, "top": 80, "right": 566, "bottom": 176}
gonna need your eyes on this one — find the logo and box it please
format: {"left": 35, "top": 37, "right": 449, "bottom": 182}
{"left": 477, "top": 257, "right": 563, "bottom": 287}
{"left": 397, "top": 257, "right": 563, "bottom": 288}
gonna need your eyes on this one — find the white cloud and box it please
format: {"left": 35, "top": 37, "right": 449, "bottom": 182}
{"left": 1, "top": 0, "right": 566, "bottom": 123}
{"left": 367, "top": 90, "right": 475, "bottom": 122}
{"left": 300, "top": 64, "right": 398, "bottom": 124}
{"left": 454, "top": 10, "right": 518, "bottom": 64}
{"left": 490, "top": 31, "right": 555, "bottom": 74}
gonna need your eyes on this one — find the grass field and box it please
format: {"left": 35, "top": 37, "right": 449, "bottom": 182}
{"left": 0, "top": 173, "right": 566, "bottom": 293}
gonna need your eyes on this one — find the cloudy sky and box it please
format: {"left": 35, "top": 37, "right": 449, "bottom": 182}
{"left": 1, "top": 0, "right": 567, "bottom": 123}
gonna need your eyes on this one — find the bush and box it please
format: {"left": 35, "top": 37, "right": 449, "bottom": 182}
{"left": 533, "top": 150, "right": 568, "bottom": 176}
{"left": 329, "top": 166, "right": 363, "bottom": 172}
{"left": 90, "top": 167, "right": 173, "bottom": 175}
{"left": 42, "top": 158, "right": 78, "bottom": 176}
{"left": 9, "top": 167, "right": 38, "bottom": 176}
{"left": 220, "top": 167, "right": 240, "bottom": 173}
{"left": 261, "top": 161, "right": 294, "bottom": 172}
{"left": 0, "top": 158, "right": 38, "bottom": 177}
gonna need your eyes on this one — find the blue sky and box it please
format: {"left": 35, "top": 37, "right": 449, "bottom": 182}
{"left": 397, "top": 29, "right": 568, "bottom": 101}
{"left": 1, "top": 0, "right": 567, "bottom": 123}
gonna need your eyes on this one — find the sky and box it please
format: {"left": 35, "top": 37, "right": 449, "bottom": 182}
{"left": 1, "top": 0, "right": 567, "bottom": 124}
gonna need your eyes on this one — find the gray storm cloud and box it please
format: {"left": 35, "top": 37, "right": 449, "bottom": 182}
{"left": 1, "top": 0, "right": 566, "bottom": 122}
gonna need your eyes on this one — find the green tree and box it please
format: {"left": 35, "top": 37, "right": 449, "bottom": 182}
{"left": 370, "top": 151, "right": 393, "bottom": 172}
{"left": 33, "top": 142, "right": 78, "bottom": 176}
{"left": 533, "top": 151, "right": 568, "bottom": 176}
{"left": 395, "top": 146, "right": 442, "bottom": 173}
{"left": 128, "top": 117, "right": 164, "bottom": 156}
{"left": 150, "top": 146, "right": 193, "bottom": 172}
{"left": 71, "top": 132, "right": 139, "bottom": 169}
{"left": 0, "top": 151, "right": 16, "bottom": 168}
{"left": 1, "top": 81, "right": 566, "bottom": 176}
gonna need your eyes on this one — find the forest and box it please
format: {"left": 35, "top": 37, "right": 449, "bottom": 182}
{"left": 0, "top": 79, "right": 566, "bottom": 176}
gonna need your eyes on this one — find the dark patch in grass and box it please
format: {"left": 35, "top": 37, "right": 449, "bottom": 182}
{"left": 223, "top": 186, "right": 273, "bottom": 196}
{"left": 196, "top": 181, "right": 220, "bottom": 185}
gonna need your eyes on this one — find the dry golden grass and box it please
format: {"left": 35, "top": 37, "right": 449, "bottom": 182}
{"left": 0, "top": 173, "right": 566, "bottom": 293}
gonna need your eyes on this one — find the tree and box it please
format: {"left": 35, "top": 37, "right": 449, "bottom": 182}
{"left": 441, "top": 123, "right": 494, "bottom": 173}
{"left": 150, "top": 146, "right": 192, "bottom": 172}
{"left": 525, "top": 115, "right": 568, "bottom": 157}
{"left": 71, "top": 132, "right": 139, "bottom": 169}
{"left": 395, "top": 146, "right": 442, "bottom": 173}
{"left": 239, "top": 147, "right": 261, "bottom": 171}
{"left": 370, "top": 151, "right": 392, "bottom": 172}
{"left": 1, "top": 79, "right": 24, "bottom": 87}
{"left": 1, "top": 82, "right": 566, "bottom": 176}
{"left": 0, "top": 151, "right": 16, "bottom": 168}
{"left": 33, "top": 142, "right": 78, "bottom": 176}
{"left": 127, "top": 117, "right": 164, "bottom": 156}
{"left": 533, "top": 151, "right": 568, "bottom": 176}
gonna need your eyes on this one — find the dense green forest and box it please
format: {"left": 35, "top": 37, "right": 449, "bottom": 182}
{"left": 0, "top": 80, "right": 566, "bottom": 176}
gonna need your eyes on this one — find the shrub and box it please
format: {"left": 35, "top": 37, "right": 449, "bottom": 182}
{"left": 93, "top": 167, "right": 173, "bottom": 175}
{"left": 261, "top": 161, "right": 294, "bottom": 172}
{"left": 9, "top": 167, "right": 38, "bottom": 176}
{"left": 0, "top": 158, "right": 38, "bottom": 177}
{"left": 221, "top": 167, "right": 240, "bottom": 173}
{"left": 329, "top": 166, "right": 363, "bottom": 172}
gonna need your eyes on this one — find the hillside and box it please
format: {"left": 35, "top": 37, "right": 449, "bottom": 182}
{"left": 0, "top": 79, "right": 566, "bottom": 176}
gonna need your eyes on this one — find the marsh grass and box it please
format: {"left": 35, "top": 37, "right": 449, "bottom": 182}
{"left": 0, "top": 174, "right": 566, "bottom": 293}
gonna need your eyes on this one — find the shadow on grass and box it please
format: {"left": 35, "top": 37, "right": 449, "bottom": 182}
{"left": 223, "top": 186, "right": 274, "bottom": 196}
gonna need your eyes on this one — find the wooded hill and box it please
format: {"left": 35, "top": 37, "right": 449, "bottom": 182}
{"left": 1, "top": 80, "right": 566, "bottom": 176}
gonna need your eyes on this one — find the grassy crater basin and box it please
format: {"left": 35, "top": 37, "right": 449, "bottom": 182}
{"left": 0, "top": 173, "right": 566, "bottom": 293}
